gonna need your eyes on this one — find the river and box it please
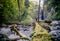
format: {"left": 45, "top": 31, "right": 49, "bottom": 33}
{"left": 0, "top": 25, "right": 34, "bottom": 41}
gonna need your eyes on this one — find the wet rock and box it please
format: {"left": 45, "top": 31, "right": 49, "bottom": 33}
{"left": 49, "top": 20, "right": 60, "bottom": 40}
{"left": 49, "top": 26, "right": 60, "bottom": 31}
{"left": 52, "top": 21, "right": 58, "bottom": 24}
{"left": 0, "top": 28, "right": 11, "bottom": 36}
{"left": 49, "top": 31, "right": 58, "bottom": 38}
{"left": 51, "top": 21, "right": 59, "bottom": 26}
{"left": 8, "top": 34, "right": 19, "bottom": 39}
{"left": 17, "top": 39, "right": 29, "bottom": 41}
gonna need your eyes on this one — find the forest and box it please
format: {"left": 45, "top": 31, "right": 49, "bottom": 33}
{"left": 0, "top": 0, "right": 60, "bottom": 41}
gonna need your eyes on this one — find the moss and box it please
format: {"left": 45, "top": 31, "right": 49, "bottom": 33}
{"left": 31, "top": 34, "right": 52, "bottom": 41}
{"left": 30, "top": 22, "right": 52, "bottom": 41}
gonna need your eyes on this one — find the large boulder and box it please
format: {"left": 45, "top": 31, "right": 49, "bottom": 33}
{"left": 51, "top": 21, "right": 59, "bottom": 26}
{"left": 49, "top": 30, "right": 60, "bottom": 39}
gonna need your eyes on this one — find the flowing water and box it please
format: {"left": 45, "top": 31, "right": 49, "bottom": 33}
{"left": 0, "top": 25, "right": 34, "bottom": 41}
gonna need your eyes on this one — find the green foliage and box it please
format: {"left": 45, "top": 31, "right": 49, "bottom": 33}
{"left": 24, "top": 0, "right": 30, "bottom": 8}
{"left": 1, "top": 0, "right": 19, "bottom": 23}
{"left": 0, "top": 0, "right": 35, "bottom": 24}
{"left": 0, "top": 0, "right": 4, "bottom": 24}
{"left": 19, "top": 0, "right": 25, "bottom": 16}
{"left": 20, "top": 1, "right": 35, "bottom": 24}
{"left": 21, "top": 15, "right": 33, "bottom": 25}
{"left": 49, "top": 0, "right": 60, "bottom": 20}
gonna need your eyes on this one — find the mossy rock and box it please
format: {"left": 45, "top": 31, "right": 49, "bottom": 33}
{"left": 44, "top": 20, "right": 52, "bottom": 24}
{"left": 30, "top": 34, "right": 52, "bottom": 41}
